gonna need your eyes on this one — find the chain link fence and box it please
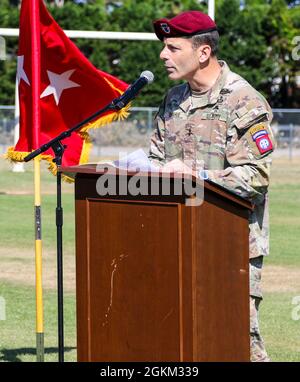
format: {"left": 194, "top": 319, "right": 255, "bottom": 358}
{"left": 1, "top": 105, "right": 300, "bottom": 160}
{"left": 271, "top": 109, "right": 300, "bottom": 159}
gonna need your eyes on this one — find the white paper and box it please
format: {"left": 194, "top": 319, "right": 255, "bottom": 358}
{"left": 114, "top": 149, "right": 159, "bottom": 172}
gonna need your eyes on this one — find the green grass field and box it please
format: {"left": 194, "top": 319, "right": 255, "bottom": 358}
{"left": 0, "top": 157, "right": 299, "bottom": 362}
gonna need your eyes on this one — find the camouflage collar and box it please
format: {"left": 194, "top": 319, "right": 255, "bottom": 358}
{"left": 178, "top": 60, "right": 231, "bottom": 112}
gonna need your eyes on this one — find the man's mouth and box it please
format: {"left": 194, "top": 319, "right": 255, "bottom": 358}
{"left": 165, "top": 66, "right": 175, "bottom": 72}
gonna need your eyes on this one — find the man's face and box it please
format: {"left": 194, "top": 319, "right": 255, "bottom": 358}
{"left": 160, "top": 37, "right": 200, "bottom": 81}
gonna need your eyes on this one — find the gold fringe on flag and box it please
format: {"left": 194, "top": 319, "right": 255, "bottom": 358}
{"left": 5, "top": 104, "right": 131, "bottom": 182}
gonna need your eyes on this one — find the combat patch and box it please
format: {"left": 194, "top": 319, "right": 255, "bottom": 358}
{"left": 249, "top": 123, "right": 273, "bottom": 155}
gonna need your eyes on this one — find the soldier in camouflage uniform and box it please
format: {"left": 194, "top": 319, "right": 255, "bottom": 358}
{"left": 150, "top": 11, "right": 276, "bottom": 362}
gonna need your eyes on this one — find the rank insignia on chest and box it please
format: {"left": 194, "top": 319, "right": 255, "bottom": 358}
{"left": 249, "top": 123, "right": 273, "bottom": 155}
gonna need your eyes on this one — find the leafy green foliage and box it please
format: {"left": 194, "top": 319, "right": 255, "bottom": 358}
{"left": 0, "top": 0, "right": 19, "bottom": 104}
{"left": 0, "top": 0, "right": 299, "bottom": 107}
{"left": 217, "top": 0, "right": 300, "bottom": 106}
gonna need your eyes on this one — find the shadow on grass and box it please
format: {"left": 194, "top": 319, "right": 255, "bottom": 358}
{"left": 0, "top": 347, "right": 76, "bottom": 362}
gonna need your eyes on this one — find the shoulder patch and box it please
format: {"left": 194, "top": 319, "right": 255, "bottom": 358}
{"left": 249, "top": 123, "right": 273, "bottom": 155}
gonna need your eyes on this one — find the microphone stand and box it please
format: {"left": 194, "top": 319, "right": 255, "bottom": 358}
{"left": 24, "top": 98, "right": 124, "bottom": 362}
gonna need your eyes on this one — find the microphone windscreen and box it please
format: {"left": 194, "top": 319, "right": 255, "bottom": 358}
{"left": 140, "top": 70, "right": 154, "bottom": 84}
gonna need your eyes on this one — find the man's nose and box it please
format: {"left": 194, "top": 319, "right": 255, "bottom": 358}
{"left": 160, "top": 46, "right": 168, "bottom": 60}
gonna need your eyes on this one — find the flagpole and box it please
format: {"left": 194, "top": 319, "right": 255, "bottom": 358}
{"left": 34, "top": 156, "right": 44, "bottom": 362}
{"left": 30, "top": 0, "right": 44, "bottom": 362}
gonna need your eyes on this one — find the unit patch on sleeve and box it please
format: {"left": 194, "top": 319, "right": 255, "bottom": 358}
{"left": 249, "top": 123, "right": 273, "bottom": 155}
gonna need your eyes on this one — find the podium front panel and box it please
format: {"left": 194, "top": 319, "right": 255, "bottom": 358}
{"left": 73, "top": 171, "right": 250, "bottom": 362}
{"left": 76, "top": 197, "right": 192, "bottom": 361}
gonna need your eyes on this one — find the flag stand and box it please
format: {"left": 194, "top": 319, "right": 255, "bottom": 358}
{"left": 52, "top": 141, "right": 65, "bottom": 363}
{"left": 13, "top": 0, "right": 136, "bottom": 363}
{"left": 23, "top": 72, "right": 148, "bottom": 360}
{"left": 24, "top": 100, "right": 120, "bottom": 362}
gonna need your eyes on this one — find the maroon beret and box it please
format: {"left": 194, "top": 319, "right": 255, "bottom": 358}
{"left": 153, "top": 11, "right": 217, "bottom": 41}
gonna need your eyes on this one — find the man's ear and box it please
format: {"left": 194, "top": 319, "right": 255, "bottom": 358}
{"left": 198, "top": 45, "right": 212, "bottom": 64}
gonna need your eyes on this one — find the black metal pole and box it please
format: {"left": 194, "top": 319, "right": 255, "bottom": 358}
{"left": 56, "top": 164, "right": 64, "bottom": 362}
{"left": 51, "top": 141, "right": 65, "bottom": 362}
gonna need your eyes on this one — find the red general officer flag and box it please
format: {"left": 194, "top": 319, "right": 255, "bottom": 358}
{"left": 7, "top": 0, "right": 129, "bottom": 175}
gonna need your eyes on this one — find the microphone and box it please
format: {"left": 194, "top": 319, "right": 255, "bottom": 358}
{"left": 23, "top": 72, "right": 154, "bottom": 163}
{"left": 112, "top": 70, "right": 154, "bottom": 110}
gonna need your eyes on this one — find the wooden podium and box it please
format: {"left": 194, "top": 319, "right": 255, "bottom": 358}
{"left": 62, "top": 164, "right": 252, "bottom": 362}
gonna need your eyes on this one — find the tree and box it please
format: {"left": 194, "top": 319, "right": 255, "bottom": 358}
{"left": 0, "top": 0, "right": 19, "bottom": 104}
{"left": 263, "top": 0, "right": 299, "bottom": 106}
{"left": 216, "top": 0, "right": 300, "bottom": 107}
{"left": 84, "top": 0, "right": 206, "bottom": 106}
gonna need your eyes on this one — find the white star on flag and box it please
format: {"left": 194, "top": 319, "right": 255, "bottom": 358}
{"left": 17, "top": 56, "right": 30, "bottom": 85}
{"left": 40, "top": 69, "right": 80, "bottom": 105}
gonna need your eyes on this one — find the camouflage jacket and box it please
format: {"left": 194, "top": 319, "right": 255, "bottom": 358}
{"left": 148, "top": 61, "right": 276, "bottom": 258}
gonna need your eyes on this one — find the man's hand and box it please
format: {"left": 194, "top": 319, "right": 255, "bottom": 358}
{"left": 161, "top": 159, "right": 196, "bottom": 176}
